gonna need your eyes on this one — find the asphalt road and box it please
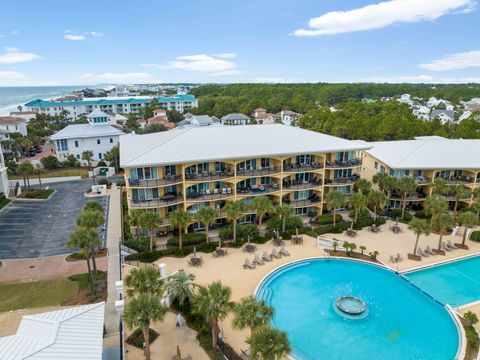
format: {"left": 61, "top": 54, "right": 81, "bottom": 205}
{"left": 0, "top": 180, "right": 107, "bottom": 260}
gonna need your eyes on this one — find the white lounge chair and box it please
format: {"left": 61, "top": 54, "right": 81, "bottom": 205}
{"left": 279, "top": 246, "right": 290, "bottom": 256}
{"left": 425, "top": 245, "right": 435, "bottom": 255}
{"left": 271, "top": 248, "right": 282, "bottom": 258}
{"left": 441, "top": 242, "right": 452, "bottom": 252}
{"left": 253, "top": 254, "right": 265, "bottom": 265}
{"left": 447, "top": 240, "right": 457, "bottom": 250}
{"left": 417, "top": 247, "right": 429, "bottom": 257}
{"left": 262, "top": 251, "right": 273, "bottom": 262}
{"left": 243, "top": 258, "right": 256, "bottom": 269}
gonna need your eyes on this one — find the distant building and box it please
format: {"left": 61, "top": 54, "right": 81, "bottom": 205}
{"left": 430, "top": 109, "right": 455, "bottom": 124}
{"left": 0, "top": 142, "right": 9, "bottom": 197}
{"left": 461, "top": 98, "right": 480, "bottom": 111}
{"left": 9, "top": 111, "right": 37, "bottom": 123}
{"left": 107, "top": 85, "right": 140, "bottom": 97}
{"left": 279, "top": 110, "right": 302, "bottom": 126}
{"left": 252, "top": 108, "right": 279, "bottom": 124}
{"left": 0, "top": 116, "right": 28, "bottom": 136}
{"left": 458, "top": 110, "right": 472, "bottom": 123}
{"left": 50, "top": 110, "right": 123, "bottom": 165}
{"left": 147, "top": 109, "right": 176, "bottom": 129}
{"left": 397, "top": 94, "right": 414, "bottom": 106}
{"left": 426, "top": 97, "right": 451, "bottom": 108}
{"left": 221, "top": 113, "right": 250, "bottom": 125}
{"left": 25, "top": 94, "right": 198, "bottom": 120}
{"left": 177, "top": 115, "right": 220, "bottom": 127}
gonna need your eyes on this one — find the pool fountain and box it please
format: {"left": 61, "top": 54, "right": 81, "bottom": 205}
{"left": 336, "top": 296, "right": 366, "bottom": 315}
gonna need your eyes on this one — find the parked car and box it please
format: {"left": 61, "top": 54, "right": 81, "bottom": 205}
{"left": 35, "top": 145, "right": 42, "bottom": 153}
{"left": 26, "top": 148, "right": 37, "bottom": 157}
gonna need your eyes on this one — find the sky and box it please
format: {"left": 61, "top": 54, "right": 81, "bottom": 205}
{"left": 0, "top": 0, "right": 479, "bottom": 86}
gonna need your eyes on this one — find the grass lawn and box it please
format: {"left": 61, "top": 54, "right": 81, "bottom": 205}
{"left": 11, "top": 167, "right": 89, "bottom": 180}
{"left": 0, "top": 278, "right": 78, "bottom": 312}
{"left": 18, "top": 189, "right": 54, "bottom": 199}
{"left": 0, "top": 197, "right": 11, "bottom": 210}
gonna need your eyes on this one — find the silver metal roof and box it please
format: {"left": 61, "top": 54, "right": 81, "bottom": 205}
{"left": 50, "top": 124, "right": 124, "bottom": 140}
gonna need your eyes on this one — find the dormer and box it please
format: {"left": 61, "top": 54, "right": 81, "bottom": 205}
{"left": 87, "top": 110, "right": 112, "bottom": 126}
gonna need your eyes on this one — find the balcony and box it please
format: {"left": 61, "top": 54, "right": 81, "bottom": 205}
{"left": 130, "top": 194, "right": 183, "bottom": 208}
{"left": 128, "top": 175, "right": 182, "bottom": 187}
{"left": 415, "top": 176, "right": 431, "bottom": 185}
{"left": 283, "top": 162, "right": 323, "bottom": 173}
{"left": 185, "top": 171, "right": 234, "bottom": 182}
{"left": 324, "top": 175, "right": 360, "bottom": 186}
{"left": 283, "top": 179, "right": 322, "bottom": 191}
{"left": 236, "top": 184, "right": 280, "bottom": 196}
{"left": 236, "top": 166, "right": 280, "bottom": 177}
{"left": 325, "top": 159, "right": 362, "bottom": 169}
{"left": 284, "top": 196, "right": 322, "bottom": 208}
{"left": 442, "top": 176, "right": 475, "bottom": 185}
{"left": 390, "top": 192, "right": 427, "bottom": 201}
{"left": 186, "top": 189, "right": 234, "bottom": 201}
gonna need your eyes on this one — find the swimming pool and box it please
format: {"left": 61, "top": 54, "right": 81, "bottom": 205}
{"left": 256, "top": 258, "right": 460, "bottom": 360}
{"left": 406, "top": 255, "right": 480, "bottom": 307}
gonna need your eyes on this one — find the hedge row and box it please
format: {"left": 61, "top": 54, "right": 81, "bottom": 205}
{"left": 314, "top": 213, "right": 343, "bottom": 225}
{"left": 125, "top": 243, "right": 218, "bottom": 263}
{"left": 167, "top": 232, "right": 206, "bottom": 247}
{"left": 471, "top": 231, "right": 480, "bottom": 242}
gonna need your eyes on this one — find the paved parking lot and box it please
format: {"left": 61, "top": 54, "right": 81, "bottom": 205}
{"left": 0, "top": 180, "right": 107, "bottom": 259}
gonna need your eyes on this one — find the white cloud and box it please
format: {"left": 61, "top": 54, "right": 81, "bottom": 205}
{"left": 0, "top": 47, "right": 41, "bottom": 64}
{"left": 64, "top": 34, "right": 86, "bottom": 41}
{"left": 360, "top": 74, "right": 480, "bottom": 83}
{"left": 78, "top": 72, "right": 159, "bottom": 84}
{"left": 143, "top": 54, "right": 239, "bottom": 75}
{"left": 0, "top": 71, "right": 57, "bottom": 87}
{"left": 293, "top": 0, "right": 475, "bottom": 36}
{"left": 420, "top": 50, "right": 480, "bottom": 71}
{"left": 0, "top": 71, "right": 27, "bottom": 81}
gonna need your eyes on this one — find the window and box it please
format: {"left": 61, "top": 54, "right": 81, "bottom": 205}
{"left": 56, "top": 139, "right": 68, "bottom": 151}
{"left": 380, "top": 165, "right": 385, "bottom": 174}
{"left": 76, "top": 154, "right": 80, "bottom": 159}
{"left": 131, "top": 167, "right": 158, "bottom": 180}
{"left": 97, "top": 139, "right": 101, "bottom": 145}
{"left": 75, "top": 140, "right": 79, "bottom": 147}
{"left": 164, "top": 165, "right": 176, "bottom": 176}
{"left": 98, "top": 153, "right": 102, "bottom": 159}
{"left": 110, "top": 138, "right": 113, "bottom": 143}
{"left": 374, "top": 161, "right": 378, "bottom": 169}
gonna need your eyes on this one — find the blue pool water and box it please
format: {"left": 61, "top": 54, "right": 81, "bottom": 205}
{"left": 406, "top": 255, "right": 480, "bottom": 307}
{"left": 256, "top": 259, "right": 459, "bottom": 360}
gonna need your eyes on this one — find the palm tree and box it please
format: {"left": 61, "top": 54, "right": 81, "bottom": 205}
{"left": 395, "top": 177, "right": 417, "bottom": 219}
{"left": 82, "top": 150, "right": 94, "bottom": 170}
{"left": 76, "top": 210, "right": 105, "bottom": 272}
{"left": 193, "top": 281, "right": 234, "bottom": 348}
{"left": 367, "top": 190, "right": 387, "bottom": 221}
{"left": 18, "top": 161, "right": 34, "bottom": 190}
{"left": 34, "top": 168, "right": 45, "bottom": 187}
{"left": 232, "top": 296, "right": 273, "bottom": 335}
{"left": 162, "top": 271, "right": 196, "bottom": 306}
{"left": 350, "top": 192, "right": 367, "bottom": 225}
{"left": 84, "top": 200, "right": 104, "bottom": 213}
{"left": 224, "top": 200, "right": 246, "bottom": 243}
{"left": 325, "top": 190, "right": 345, "bottom": 226}
{"left": 169, "top": 209, "right": 191, "bottom": 250}
{"left": 372, "top": 173, "right": 396, "bottom": 199}
{"left": 67, "top": 227, "right": 98, "bottom": 293}
{"left": 424, "top": 195, "right": 447, "bottom": 225}
{"left": 139, "top": 211, "right": 162, "bottom": 252}
{"left": 124, "top": 267, "right": 163, "bottom": 297}
{"left": 195, "top": 206, "right": 217, "bottom": 243}
{"left": 251, "top": 196, "right": 272, "bottom": 235}
{"left": 408, "top": 218, "right": 430, "bottom": 256}
{"left": 129, "top": 209, "right": 144, "bottom": 239}
{"left": 431, "top": 212, "right": 454, "bottom": 251}
{"left": 246, "top": 325, "right": 291, "bottom": 360}
{"left": 274, "top": 204, "right": 293, "bottom": 233}
{"left": 354, "top": 178, "right": 372, "bottom": 195}
{"left": 449, "top": 185, "right": 471, "bottom": 215}
{"left": 432, "top": 177, "right": 447, "bottom": 195}
{"left": 123, "top": 294, "right": 167, "bottom": 360}
{"left": 457, "top": 211, "right": 478, "bottom": 246}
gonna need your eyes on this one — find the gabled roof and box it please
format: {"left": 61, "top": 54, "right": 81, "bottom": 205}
{"left": 120, "top": 124, "right": 370, "bottom": 167}
{"left": 221, "top": 113, "right": 250, "bottom": 121}
{"left": 366, "top": 138, "right": 480, "bottom": 170}
{"left": 87, "top": 110, "right": 110, "bottom": 118}
{"left": 0, "top": 302, "right": 105, "bottom": 360}
{"left": 51, "top": 124, "right": 124, "bottom": 140}
{"left": 0, "top": 116, "right": 26, "bottom": 125}
{"left": 430, "top": 109, "right": 454, "bottom": 120}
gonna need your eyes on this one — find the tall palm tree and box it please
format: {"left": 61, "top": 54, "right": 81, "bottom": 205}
{"left": 18, "top": 161, "right": 34, "bottom": 190}
{"left": 457, "top": 211, "right": 478, "bottom": 246}
{"left": 195, "top": 206, "right": 217, "bottom": 244}
{"left": 224, "top": 200, "right": 246, "bottom": 243}
{"left": 124, "top": 267, "right": 163, "bottom": 297}
{"left": 193, "top": 281, "right": 234, "bottom": 348}
{"left": 246, "top": 325, "right": 291, "bottom": 360}
{"left": 251, "top": 196, "right": 272, "bottom": 235}
{"left": 169, "top": 209, "right": 191, "bottom": 250}
{"left": 350, "top": 192, "right": 367, "bottom": 225}
{"left": 162, "top": 271, "right": 196, "bottom": 306}
{"left": 354, "top": 178, "right": 372, "bottom": 195}
{"left": 123, "top": 294, "right": 167, "bottom": 360}
{"left": 424, "top": 195, "right": 447, "bottom": 225}
{"left": 372, "top": 173, "right": 396, "bottom": 199}
{"left": 449, "top": 185, "right": 471, "bottom": 215}
{"left": 139, "top": 211, "right": 162, "bottom": 252}
{"left": 232, "top": 296, "right": 273, "bottom": 335}
{"left": 67, "top": 227, "right": 98, "bottom": 293}
{"left": 274, "top": 204, "right": 293, "bottom": 233}
{"left": 34, "top": 168, "right": 45, "bottom": 187}
{"left": 395, "top": 177, "right": 417, "bottom": 219}
{"left": 432, "top": 177, "right": 447, "bottom": 195}
{"left": 82, "top": 150, "right": 94, "bottom": 170}
{"left": 76, "top": 209, "right": 105, "bottom": 272}
{"left": 129, "top": 209, "right": 144, "bottom": 239}
{"left": 84, "top": 200, "right": 104, "bottom": 213}
{"left": 431, "top": 212, "right": 454, "bottom": 251}
{"left": 408, "top": 218, "right": 430, "bottom": 256}
{"left": 367, "top": 190, "right": 387, "bottom": 221}
{"left": 325, "top": 190, "right": 346, "bottom": 226}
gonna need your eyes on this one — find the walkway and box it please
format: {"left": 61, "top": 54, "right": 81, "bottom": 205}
{"left": 103, "top": 186, "right": 122, "bottom": 356}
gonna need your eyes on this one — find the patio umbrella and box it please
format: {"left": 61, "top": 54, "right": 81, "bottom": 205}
{"left": 176, "top": 345, "right": 182, "bottom": 360}
{"left": 193, "top": 246, "right": 197, "bottom": 258}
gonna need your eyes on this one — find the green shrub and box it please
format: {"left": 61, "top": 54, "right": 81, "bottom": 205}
{"left": 264, "top": 232, "right": 275, "bottom": 240}
{"left": 97, "top": 178, "right": 109, "bottom": 185}
{"left": 403, "top": 212, "right": 413, "bottom": 222}
{"left": 167, "top": 232, "right": 206, "bottom": 247}
{"left": 251, "top": 235, "right": 268, "bottom": 244}
{"left": 470, "top": 231, "right": 480, "bottom": 241}
{"left": 315, "top": 213, "right": 343, "bottom": 225}
{"left": 353, "top": 217, "right": 374, "bottom": 230}
{"left": 97, "top": 161, "right": 108, "bottom": 167}
{"left": 390, "top": 208, "right": 402, "bottom": 218}
{"left": 116, "top": 179, "right": 125, "bottom": 187}
{"left": 414, "top": 210, "right": 431, "bottom": 219}
{"left": 374, "top": 217, "right": 387, "bottom": 226}
{"left": 219, "top": 224, "right": 259, "bottom": 240}
{"left": 41, "top": 155, "right": 59, "bottom": 169}
{"left": 349, "top": 208, "right": 370, "bottom": 219}
{"left": 281, "top": 231, "right": 292, "bottom": 240}
{"left": 266, "top": 215, "right": 303, "bottom": 231}
{"left": 196, "top": 326, "right": 213, "bottom": 351}
{"left": 124, "top": 237, "right": 150, "bottom": 252}
{"left": 126, "top": 242, "right": 217, "bottom": 262}
{"left": 126, "top": 328, "right": 159, "bottom": 348}
{"left": 465, "top": 324, "right": 479, "bottom": 349}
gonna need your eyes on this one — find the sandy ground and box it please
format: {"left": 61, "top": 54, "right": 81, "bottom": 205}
{"left": 150, "top": 220, "right": 480, "bottom": 355}
{"left": 125, "top": 311, "right": 210, "bottom": 360}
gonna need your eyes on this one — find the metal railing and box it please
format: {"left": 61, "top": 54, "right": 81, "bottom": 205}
{"left": 325, "top": 159, "right": 362, "bottom": 168}
{"left": 185, "top": 172, "right": 235, "bottom": 181}
{"left": 283, "top": 181, "right": 322, "bottom": 190}
{"left": 186, "top": 191, "right": 234, "bottom": 201}
{"left": 236, "top": 184, "right": 280, "bottom": 195}
{"left": 236, "top": 166, "right": 280, "bottom": 177}
{"left": 324, "top": 176, "right": 359, "bottom": 185}
{"left": 130, "top": 195, "right": 183, "bottom": 208}
{"left": 285, "top": 198, "right": 322, "bottom": 207}
{"left": 283, "top": 163, "right": 324, "bottom": 172}
{"left": 128, "top": 175, "right": 182, "bottom": 187}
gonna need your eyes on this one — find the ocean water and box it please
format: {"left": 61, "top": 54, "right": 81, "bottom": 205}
{"left": 0, "top": 86, "right": 87, "bottom": 115}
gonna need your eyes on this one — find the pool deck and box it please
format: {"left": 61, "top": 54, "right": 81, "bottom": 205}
{"left": 149, "top": 219, "right": 480, "bottom": 357}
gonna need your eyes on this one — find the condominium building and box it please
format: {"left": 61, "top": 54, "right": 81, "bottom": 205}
{"left": 24, "top": 94, "right": 198, "bottom": 120}
{"left": 120, "top": 124, "right": 368, "bottom": 231}
{"left": 361, "top": 136, "right": 480, "bottom": 207}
